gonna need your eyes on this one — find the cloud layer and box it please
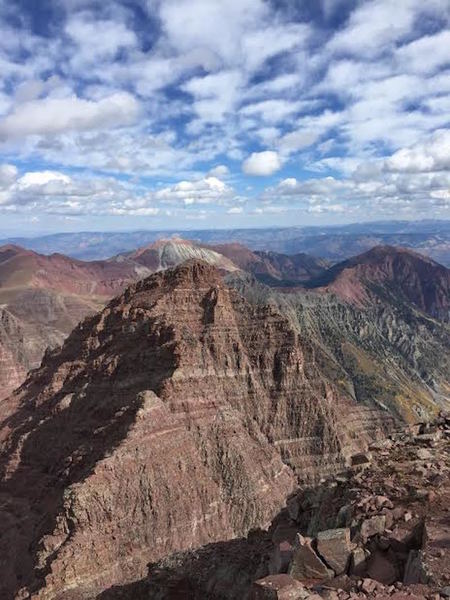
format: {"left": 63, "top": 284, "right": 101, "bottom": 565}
{"left": 0, "top": 0, "right": 448, "bottom": 230}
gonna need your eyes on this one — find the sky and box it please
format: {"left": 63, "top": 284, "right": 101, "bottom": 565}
{"left": 0, "top": 0, "right": 449, "bottom": 235}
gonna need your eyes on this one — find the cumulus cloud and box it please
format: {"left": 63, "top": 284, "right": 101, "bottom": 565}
{"left": 0, "top": 92, "right": 140, "bottom": 140}
{"left": 242, "top": 151, "right": 281, "bottom": 176}
{"left": 208, "top": 165, "right": 230, "bottom": 178}
{"left": 0, "top": 168, "right": 238, "bottom": 217}
{"left": 384, "top": 130, "right": 450, "bottom": 173}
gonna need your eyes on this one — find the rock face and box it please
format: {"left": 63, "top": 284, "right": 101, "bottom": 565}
{"left": 118, "top": 238, "right": 239, "bottom": 273}
{"left": 0, "top": 241, "right": 240, "bottom": 401}
{"left": 0, "top": 259, "right": 448, "bottom": 599}
{"left": 0, "top": 260, "right": 382, "bottom": 599}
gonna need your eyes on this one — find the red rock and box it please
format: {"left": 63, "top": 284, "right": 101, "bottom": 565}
{"left": 360, "top": 515, "right": 386, "bottom": 541}
{"left": 270, "top": 541, "right": 295, "bottom": 575}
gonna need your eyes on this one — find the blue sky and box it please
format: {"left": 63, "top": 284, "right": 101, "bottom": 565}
{"left": 0, "top": 0, "right": 449, "bottom": 234}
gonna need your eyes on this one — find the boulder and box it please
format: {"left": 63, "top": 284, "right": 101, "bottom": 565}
{"left": 289, "top": 534, "right": 333, "bottom": 582}
{"left": 416, "top": 448, "right": 433, "bottom": 460}
{"left": 351, "top": 452, "right": 372, "bottom": 466}
{"left": 350, "top": 547, "right": 369, "bottom": 576}
{"left": 251, "top": 574, "right": 309, "bottom": 599}
{"left": 360, "top": 515, "right": 386, "bottom": 541}
{"left": 403, "top": 550, "right": 429, "bottom": 584}
{"left": 316, "top": 528, "right": 352, "bottom": 575}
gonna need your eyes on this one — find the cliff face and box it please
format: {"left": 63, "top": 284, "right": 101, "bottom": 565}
{"left": 0, "top": 261, "right": 392, "bottom": 599}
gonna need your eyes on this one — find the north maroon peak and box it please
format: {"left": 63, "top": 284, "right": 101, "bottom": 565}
{"left": 309, "top": 245, "right": 450, "bottom": 320}
{"left": 0, "top": 259, "right": 396, "bottom": 599}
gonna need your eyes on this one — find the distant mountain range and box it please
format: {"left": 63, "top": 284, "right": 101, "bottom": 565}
{"left": 2, "top": 220, "right": 449, "bottom": 265}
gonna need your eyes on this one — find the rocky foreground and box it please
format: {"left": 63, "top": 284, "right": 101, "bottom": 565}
{"left": 134, "top": 413, "right": 449, "bottom": 600}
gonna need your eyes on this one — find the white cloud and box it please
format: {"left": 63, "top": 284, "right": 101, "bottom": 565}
{"left": 396, "top": 30, "right": 450, "bottom": 75}
{"left": 208, "top": 164, "right": 230, "bottom": 178}
{"left": 65, "top": 13, "right": 137, "bottom": 64}
{"left": 279, "top": 130, "right": 320, "bottom": 154}
{"left": 384, "top": 130, "right": 450, "bottom": 173}
{"left": 154, "top": 176, "right": 234, "bottom": 206}
{"left": 0, "top": 163, "right": 17, "bottom": 186}
{"left": 327, "top": 0, "right": 448, "bottom": 59}
{"left": 227, "top": 206, "right": 243, "bottom": 214}
{"left": 18, "top": 171, "right": 72, "bottom": 187}
{"left": 241, "top": 99, "right": 302, "bottom": 124}
{"left": 0, "top": 92, "right": 140, "bottom": 139}
{"left": 182, "top": 70, "right": 243, "bottom": 124}
{"left": 242, "top": 151, "right": 281, "bottom": 176}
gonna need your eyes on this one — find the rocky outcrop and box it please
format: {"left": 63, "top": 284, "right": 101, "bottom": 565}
{"left": 117, "top": 238, "right": 238, "bottom": 273}
{"left": 0, "top": 259, "right": 447, "bottom": 599}
{"left": 0, "top": 245, "right": 155, "bottom": 401}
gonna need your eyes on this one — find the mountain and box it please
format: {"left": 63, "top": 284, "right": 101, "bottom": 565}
{"left": 0, "top": 245, "right": 148, "bottom": 400}
{"left": 2, "top": 220, "right": 449, "bottom": 265}
{"left": 309, "top": 245, "right": 450, "bottom": 321}
{"left": 0, "top": 240, "right": 242, "bottom": 401}
{"left": 116, "top": 238, "right": 238, "bottom": 273}
{"left": 206, "top": 242, "right": 328, "bottom": 286}
{"left": 0, "top": 260, "right": 404, "bottom": 599}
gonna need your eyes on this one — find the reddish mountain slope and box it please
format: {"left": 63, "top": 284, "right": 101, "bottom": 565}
{"left": 0, "top": 244, "right": 139, "bottom": 296}
{"left": 207, "top": 242, "right": 328, "bottom": 285}
{"left": 0, "top": 261, "right": 394, "bottom": 599}
{"left": 0, "top": 245, "right": 148, "bottom": 400}
{"left": 311, "top": 246, "right": 450, "bottom": 320}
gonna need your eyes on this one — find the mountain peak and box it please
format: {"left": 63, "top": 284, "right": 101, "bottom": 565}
{"left": 310, "top": 244, "right": 450, "bottom": 319}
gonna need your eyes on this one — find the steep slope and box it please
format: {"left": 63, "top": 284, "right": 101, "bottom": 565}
{"left": 207, "top": 243, "right": 328, "bottom": 285}
{"left": 0, "top": 245, "right": 149, "bottom": 400}
{"left": 116, "top": 238, "right": 238, "bottom": 273}
{"left": 309, "top": 246, "right": 450, "bottom": 321}
{"left": 0, "top": 261, "right": 395, "bottom": 599}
